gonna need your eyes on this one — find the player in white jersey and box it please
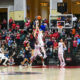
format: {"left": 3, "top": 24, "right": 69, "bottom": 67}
{"left": 37, "top": 28, "right": 47, "bottom": 59}
{"left": 34, "top": 22, "right": 47, "bottom": 59}
{"left": 0, "top": 44, "right": 8, "bottom": 66}
{"left": 30, "top": 41, "right": 45, "bottom": 66}
{"left": 58, "top": 39, "right": 66, "bottom": 67}
{"left": 38, "top": 30, "right": 44, "bottom": 47}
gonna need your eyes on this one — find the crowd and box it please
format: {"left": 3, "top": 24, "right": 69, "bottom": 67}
{"left": 0, "top": 16, "right": 80, "bottom": 66}
{"left": 0, "top": 17, "right": 49, "bottom": 66}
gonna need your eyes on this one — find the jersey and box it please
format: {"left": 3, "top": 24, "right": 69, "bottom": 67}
{"left": 58, "top": 42, "right": 64, "bottom": 54}
{"left": 38, "top": 32, "right": 44, "bottom": 46}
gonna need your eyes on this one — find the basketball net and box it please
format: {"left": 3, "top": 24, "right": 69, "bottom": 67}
{"left": 57, "top": 26, "right": 63, "bottom": 33}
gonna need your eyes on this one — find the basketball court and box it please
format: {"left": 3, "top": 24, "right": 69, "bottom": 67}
{"left": 0, "top": 66, "right": 79, "bottom": 80}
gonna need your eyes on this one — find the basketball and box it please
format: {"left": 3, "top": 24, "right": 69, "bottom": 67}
{"left": 37, "top": 16, "right": 41, "bottom": 20}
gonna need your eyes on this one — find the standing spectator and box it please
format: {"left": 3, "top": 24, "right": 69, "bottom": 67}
{"left": 16, "top": 32, "right": 20, "bottom": 45}
{"left": 2, "top": 30, "right": 6, "bottom": 40}
{"left": 9, "top": 17, "right": 13, "bottom": 28}
{"left": 24, "top": 21, "right": 30, "bottom": 29}
{"left": 12, "top": 21, "right": 16, "bottom": 32}
{"left": 2, "top": 18, "right": 7, "bottom": 29}
{"left": 53, "top": 40, "right": 58, "bottom": 52}
{"left": 72, "top": 28, "right": 76, "bottom": 36}
{"left": 66, "top": 35, "right": 72, "bottom": 53}
{"left": 73, "top": 38, "right": 78, "bottom": 54}
{"left": 53, "top": 40, "right": 58, "bottom": 60}
{"left": 16, "top": 23, "right": 20, "bottom": 31}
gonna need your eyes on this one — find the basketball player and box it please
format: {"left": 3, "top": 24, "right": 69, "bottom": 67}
{"left": 58, "top": 39, "right": 66, "bottom": 67}
{"left": 30, "top": 41, "right": 45, "bottom": 66}
{"left": 37, "top": 29, "right": 47, "bottom": 59}
{"left": 21, "top": 42, "right": 31, "bottom": 66}
{"left": 0, "top": 44, "right": 9, "bottom": 66}
{"left": 34, "top": 21, "right": 47, "bottom": 59}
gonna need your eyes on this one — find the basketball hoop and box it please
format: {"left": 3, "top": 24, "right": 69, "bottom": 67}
{"left": 57, "top": 21, "right": 65, "bottom": 33}
{"left": 57, "top": 26, "right": 63, "bottom": 33}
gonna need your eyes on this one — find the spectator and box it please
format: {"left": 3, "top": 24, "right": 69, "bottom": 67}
{"left": 77, "top": 36, "right": 80, "bottom": 46}
{"left": 72, "top": 28, "right": 76, "bottom": 36}
{"left": 23, "top": 37, "right": 29, "bottom": 48}
{"left": 24, "top": 21, "right": 30, "bottom": 29}
{"left": 73, "top": 38, "right": 78, "bottom": 54}
{"left": 16, "top": 32, "right": 20, "bottom": 45}
{"left": 74, "top": 33, "right": 79, "bottom": 38}
{"left": 53, "top": 40, "right": 58, "bottom": 51}
{"left": 16, "top": 23, "right": 20, "bottom": 31}
{"left": 2, "top": 18, "right": 7, "bottom": 29}
{"left": 5, "top": 34, "right": 10, "bottom": 43}
{"left": 9, "top": 17, "right": 13, "bottom": 28}
{"left": 12, "top": 21, "right": 16, "bottom": 32}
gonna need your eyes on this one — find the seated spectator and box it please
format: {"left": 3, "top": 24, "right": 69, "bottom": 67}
{"left": 74, "top": 33, "right": 79, "bottom": 38}
{"left": 19, "top": 48, "right": 24, "bottom": 58}
{"left": 8, "top": 38, "right": 13, "bottom": 47}
{"left": 20, "top": 33, "right": 25, "bottom": 42}
{"left": 16, "top": 23, "right": 20, "bottom": 31}
{"left": 10, "top": 33, "right": 15, "bottom": 41}
{"left": 46, "top": 38, "right": 53, "bottom": 48}
{"left": 53, "top": 40, "right": 58, "bottom": 51}
{"left": 20, "top": 29, "right": 24, "bottom": 34}
{"left": 5, "top": 34, "right": 10, "bottom": 43}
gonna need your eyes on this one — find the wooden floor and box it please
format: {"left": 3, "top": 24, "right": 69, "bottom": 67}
{"left": 0, "top": 66, "right": 80, "bottom": 80}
